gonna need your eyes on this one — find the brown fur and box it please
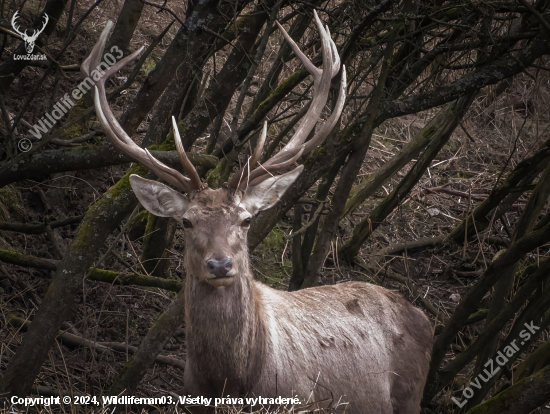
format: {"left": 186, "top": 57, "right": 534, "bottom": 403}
{"left": 178, "top": 188, "right": 433, "bottom": 414}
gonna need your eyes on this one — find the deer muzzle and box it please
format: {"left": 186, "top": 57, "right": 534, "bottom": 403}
{"left": 205, "top": 258, "right": 234, "bottom": 287}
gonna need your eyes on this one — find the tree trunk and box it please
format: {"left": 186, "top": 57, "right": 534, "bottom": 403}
{"left": 140, "top": 214, "right": 177, "bottom": 278}
{"left": 464, "top": 364, "right": 550, "bottom": 414}
{"left": 340, "top": 92, "right": 476, "bottom": 262}
{"left": 119, "top": 0, "right": 241, "bottom": 133}
{"left": 106, "top": 0, "right": 144, "bottom": 55}
{"left": 0, "top": 165, "right": 146, "bottom": 397}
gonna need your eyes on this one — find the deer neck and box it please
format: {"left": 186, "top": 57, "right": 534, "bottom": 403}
{"left": 184, "top": 254, "right": 266, "bottom": 395}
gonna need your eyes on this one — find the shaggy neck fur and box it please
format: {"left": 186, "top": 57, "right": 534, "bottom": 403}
{"left": 184, "top": 250, "right": 266, "bottom": 397}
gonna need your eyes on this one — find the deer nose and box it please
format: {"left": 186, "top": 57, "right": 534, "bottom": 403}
{"left": 206, "top": 258, "right": 232, "bottom": 278}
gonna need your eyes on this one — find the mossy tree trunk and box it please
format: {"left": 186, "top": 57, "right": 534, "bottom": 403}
{"left": 301, "top": 30, "right": 396, "bottom": 288}
{"left": 0, "top": 165, "right": 146, "bottom": 397}
{"left": 464, "top": 363, "right": 550, "bottom": 414}
{"left": 105, "top": 0, "right": 144, "bottom": 55}
{"left": 0, "top": 248, "right": 184, "bottom": 291}
{"left": 140, "top": 213, "right": 177, "bottom": 278}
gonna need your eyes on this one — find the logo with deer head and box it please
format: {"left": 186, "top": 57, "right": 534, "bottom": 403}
{"left": 11, "top": 11, "right": 49, "bottom": 54}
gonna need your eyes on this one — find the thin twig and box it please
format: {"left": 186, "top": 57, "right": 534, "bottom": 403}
{"left": 287, "top": 202, "right": 325, "bottom": 238}
{"left": 140, "top": 0, "right": 185, "bottom": 26}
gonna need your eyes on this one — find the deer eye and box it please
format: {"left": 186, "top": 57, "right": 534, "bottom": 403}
{"left": 182, "top": 219, "right": 193, "bottom": 229}
{"left": 241, "top": 218, "right": 252, "bottom": 227}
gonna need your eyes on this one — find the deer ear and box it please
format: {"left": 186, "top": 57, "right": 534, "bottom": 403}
{"left": 241, "top": 165, "right": 303, "bottom": 215}
{"left": 129, "top": 174, "right": 189, "bottom": 218}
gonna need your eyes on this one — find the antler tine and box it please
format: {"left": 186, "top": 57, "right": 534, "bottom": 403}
{"left": 250, "top": 121, "right": 268, "bottom": 169}
{"left": 92, "top": 50, "right": 144, "bottom": 148}
{"left": 247, "top": 146, "right": 305, "bottom": 186}
{"left": 228, "top": 11, "right": 341, "bottom": 189}
{"left": 172, "top": 116, "right": 201, "bottom": 190}
{"left": 325, "top": 26, "right": 340, "bottom": 77}
{"left": 87, "top": 22, "right": 196, "bottom": 193}
{"left": 302, "top": 65, "right": 346, "bottom": 155}
{"left": 227, "top": 121, "right": 268, "bottom": 188}
{"left": 246, "top": 68, "right": 345, "bottom": 178}
{"left": 81, "top": 21, "right": 113, "bottom": 81}
{"left": 93, "top": 86, "right": 193, "bottom": 192}
{"left": 278, "top": 10, "right": 333, "bottom": 152}
{"left": 227, "top": 11, "right": 344, "bottom": 190}
{"left": 275, "top": 21, "right": 321, "bottom": 80}
{"left": 41, "top": 14, "right": 49, "bottom": 30}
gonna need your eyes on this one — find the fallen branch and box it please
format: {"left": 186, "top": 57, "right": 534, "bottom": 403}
{"left": 0, "top": 249, "right": 182, "bottom": 292}
{"left": 423, "top": 185, "right": 488, "bottom": 201}
{"left": 452, "top": 269, "right": 482, "bottom": 278}
{"left": 98, "top": 341, "right": 186, "bottom": 369}
{"left": 7, "top": 314, "right": 185, "bottom": 371}
{"left": 423, "top": 185, "right": 526, "bottom": 208}
{"left": 478, "top": 235, "right": 510, "bottom": 247}
{"left": 0, "top": 249, "right": 57, "bottom": 270}
{"left": 0, "top": 215, "right": 84, "bottom": 234}
{"left": 373, "top": 234, "right": 509, "bottom": 266}
{"left": 19, "top": 119, "right": 102, "bottom": 147}
{"left": 90, "top": 268, "right": 182, "bottom": 292}
{"left": 374, "top": 236, "right": 447, "bottom": 261}
{"left": 0, "top": 143, "right": 218, "bottom": 188}
{"left": 50, "top": 132, "right": 100, "bottom": 147}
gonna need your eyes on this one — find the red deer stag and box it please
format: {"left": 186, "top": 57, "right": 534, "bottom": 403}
{"left": 84, "top": 13, "right": 432, "bottom": 413}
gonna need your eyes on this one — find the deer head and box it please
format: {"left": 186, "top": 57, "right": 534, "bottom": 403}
{"left": 84, "top": 13, "right": 345, "bottom": 288}
{"left": 11, "top": 11, "right": 49, "bottom": 54}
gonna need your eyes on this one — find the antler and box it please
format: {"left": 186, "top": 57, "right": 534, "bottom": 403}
{"left": 84, "top": 21, "right": 201, "bottom": 193}
{"left": 29, "top": 13, "right": 49, "bottom": 41}
{"left": 228, "top": 10, "right": 346, "bottom": 189}
{"left": 11, "top": 11, "right": 27, "bottom": 38}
